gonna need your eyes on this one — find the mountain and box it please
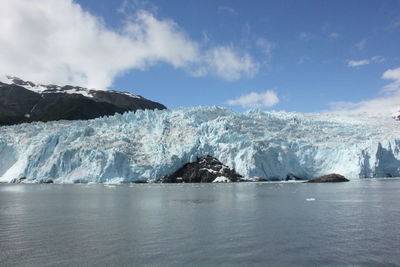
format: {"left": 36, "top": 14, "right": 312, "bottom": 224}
{"left": 0, "top": 107, "right": 399, "bottom": 183}
{"left": 0, "top": 76, "right": 166, "bottom": 125}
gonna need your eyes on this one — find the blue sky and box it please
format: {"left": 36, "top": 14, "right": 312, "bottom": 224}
{"left": 1, "top": 0, "right": 400, "bottom": 113}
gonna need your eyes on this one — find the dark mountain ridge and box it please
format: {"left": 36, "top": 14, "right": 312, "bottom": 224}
{"left": 0, "top": 76, "right": 166, "bottom": 125}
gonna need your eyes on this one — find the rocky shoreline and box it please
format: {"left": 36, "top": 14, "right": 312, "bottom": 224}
{"left": 307, "top": 173, "right": 350, "bottom": 183}
{"left": 158, "top": 156, "right": 350, "bottom": 184}
{"left": 6, "top": 156, "right": 351, "bottom": 184}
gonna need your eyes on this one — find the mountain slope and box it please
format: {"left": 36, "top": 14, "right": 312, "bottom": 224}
{"left": 0, "top": 107, "right": 399, "bottom": 183}
{"left": 0, "top": 76, "right": 166, "bottom": 125}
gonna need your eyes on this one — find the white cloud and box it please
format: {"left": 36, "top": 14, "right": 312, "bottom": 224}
{"left": 242, "top": 23, "right": 251, "bottom": 35}
{"left": 299, "top": 32, "right": 314, "bottom": 41}
{"left": 0, "top": 0, "right": 257, "bottom": 89}
{"left": 347, "top": 56, "right": 385, "bottom": 68}
{"left": 329, "top": 67, "right": 400, "bottom": 114}
{"left": 383, "top": 67, "right": 400, "bottom": 81}
{"left": 382, "top": 67, "right": 400, "bottom": 93}
{"left": 256, "top": 38, "right": 276, "bottom": 57}
{"left": 204, "top": 46, "right": 259, "bottom": 81}
{"left": 329, "top": 32, "right": 340, "bottom": 39}
{"left": 371, "top": 56, "right": 385, "bottom": 63}
{"left": 227, "top": 90, "right": 279, "bottom": 108}
{"left": 117, "top": 0, "right": 158, "bottom": 15}
{"left": 218, "top": 6, "right": 237, "bottom": 15}
{"left": 298, "top": 56, "right": 311, "bottom": 64}
{"left": 202, "top": 31, "right": 210, "bottom": 43}
{"left": 392, "top": 19, "right": 400, "bottom": 29}
{"left": 355, "top": 39, "right": 367, "bottom": 50}
{"left": 347, "top": 59, "right": 370, "bottom": 67}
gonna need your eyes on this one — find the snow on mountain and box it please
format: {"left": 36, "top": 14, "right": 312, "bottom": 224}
{"left": 0, "top": 75, "right": 166, "bottom": 126}
{"left": 0, "top": 106, "right": 399, "bottom": 183}
{"left": 0, "top": 75, "right": 141, "bottom": 99}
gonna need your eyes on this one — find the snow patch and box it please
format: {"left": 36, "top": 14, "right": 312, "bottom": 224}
{"left": 0, "top": 75, "right": 94, "bottom": 97}
{"left": 212, "top": 176, "right": 231, "bottom": 183}
{"left": 200, "top": 168, "right": 218, "bottom": 173}
{"left": 118, "top": 91, "right": 142, "bottom": 99}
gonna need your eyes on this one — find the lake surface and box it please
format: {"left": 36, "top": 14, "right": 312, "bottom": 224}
{"left": 1, "top": 179, "right": 400, "bottom": 266}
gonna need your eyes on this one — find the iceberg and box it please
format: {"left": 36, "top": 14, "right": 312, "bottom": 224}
{"left": 212, "top": 177, "right": 231, "bottom": 183}
{"left": 0, "top": 106, "right": 399, "bottom": 183}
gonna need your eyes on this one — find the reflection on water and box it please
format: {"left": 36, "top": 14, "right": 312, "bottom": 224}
{"left": 1, "top": 180, "right": 400, "bottom": 266}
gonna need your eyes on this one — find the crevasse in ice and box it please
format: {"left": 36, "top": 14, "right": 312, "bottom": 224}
{"left": 0, "top": 106, "right": 399, "bottom": 183}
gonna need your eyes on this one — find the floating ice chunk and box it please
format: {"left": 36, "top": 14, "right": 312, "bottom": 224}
{"left": 212, "top": 176, "right": 231, "bottom": 183}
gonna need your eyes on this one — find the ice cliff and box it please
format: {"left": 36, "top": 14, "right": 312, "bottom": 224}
{"left": 1, "top": 106, "right": 400, "bottom": 183}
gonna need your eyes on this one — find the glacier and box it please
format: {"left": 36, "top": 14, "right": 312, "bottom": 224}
{"left": 0, "top": 106, "right": 400, "bottom": 183}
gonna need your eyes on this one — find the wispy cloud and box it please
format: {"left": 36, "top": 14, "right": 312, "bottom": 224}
{"left": 382, "top": 67, "right": 400, "bottom": 93}
{"left": 227, "top": 90, "right": 279, "bottom": 108}
{"left": 328, "top": 32, "right": 340, "bottom": 39}
{"left": 355, "top": 39, "right": 367, "bottom": 50}
{"left": 321, "top": 22, "right": 330, "bottom": 32}
{"left": 256, "top": 38, "right": 275, "bottom": 55}
{"left": 0, "top": 0, "right": 257, "bottom": 89}
{"left": 297, "top": 56, "right": 311, "bottom": 64}
{"left": 392, "top": 19, "right": 400, "bottom": 29}
{"left": 242, "top": 23, "right": 252, "bottom": 35}
{"left": 218, "top": 6, "right": 237, "bottom": 15}
{"left": 204, "top": 46, "right": 259, "bottom": 81}
{"left": 347, "top": 56, "right": 385, "bottom": 68}
{"left": 329, "top": 67, "right": 400, "bottom": 114}
{"left": 299, "top": 30, "right": 339, "bottom": 41}
{"left": 202, "top": 30, "right": 210, "bottom": 43}
{"left": 347, "top": 59, "right": 371, "bottom": 67}
{"left": 298, "top": 32, "right": 314, "bottom": 41}
{"left": 117, "top": 0, "right": 158, "bottom": 15}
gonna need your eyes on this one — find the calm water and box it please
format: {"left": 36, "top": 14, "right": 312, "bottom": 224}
{"left": 1, "top": 180, "right": 400, "bottom": 266}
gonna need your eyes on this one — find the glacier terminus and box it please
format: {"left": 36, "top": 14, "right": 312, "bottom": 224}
{"left": 1, "top": 106, "right": 399, "bottom": 183}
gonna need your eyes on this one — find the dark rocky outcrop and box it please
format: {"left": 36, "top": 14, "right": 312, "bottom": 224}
{"left": 10, "top": 177, "right": 54, "bottom": 184}
{"left": 160, "top": 156, "right": 243, "bottom": 183}
{"left": 10, "top": 177, "right": 26, "bottom": 184}
{"left": 40, "top": 179, "right": 54, "bottom": 184}
{"left": 392, "top": 110, "right": 400, "bottom": 121}
{"left": 0, "top": 77, "right": 166, "bottom": 126}
{"left": 307, "top": 173, "right": 350, "bottom": 183}
{"left": 132, "top": 180, "right": 148, "bottom": 184}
